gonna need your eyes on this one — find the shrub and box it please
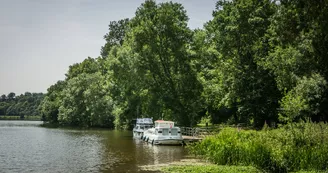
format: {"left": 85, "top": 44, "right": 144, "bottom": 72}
{"left": 188, "top": 122, "right": 328, "bottom": 172}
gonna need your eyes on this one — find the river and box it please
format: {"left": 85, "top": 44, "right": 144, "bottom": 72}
{"left": 0, "top": 121, "right": 188, "bottom": 173}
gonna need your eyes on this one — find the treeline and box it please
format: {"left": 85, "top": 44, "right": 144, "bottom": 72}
{"left": 0, "top": 92, "right": 44, "bottom": 119}
{"left": 40, "top": 0, "right": 328, "bottom": 129}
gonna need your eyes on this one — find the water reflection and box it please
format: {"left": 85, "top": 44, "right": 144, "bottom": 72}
{"left": 0, "top": 120, "right": 42, "bottom": 127}
{"left": 0, "top": 121, "right": 187, "bottom": 173}
{"left": 133, "top": 139, "right": 186, "bottom": 166}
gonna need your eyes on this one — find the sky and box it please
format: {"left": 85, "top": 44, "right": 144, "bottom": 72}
{"left": 0, "top": 0, "right": 216, "bottom": 95}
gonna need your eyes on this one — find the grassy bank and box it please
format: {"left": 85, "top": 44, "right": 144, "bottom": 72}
{"left": 140, "top": 157, "right": 326, "bottom": 173}
{"left": 139, "top": 158, "right": 261, "bottom": 173}
{"left": 162, "top": 165, "right": 326, "bottom": 173}
{"left": 188, "top": 122, "right": 328, "bottom": 173}
{"left": 0, "top": 115, "right": 41, "bottom": 121}
{"left": 162, "top": 165, "right": 261, "bottom": 173}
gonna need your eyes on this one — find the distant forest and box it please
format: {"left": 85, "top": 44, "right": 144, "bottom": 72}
{"left": 0, "top": 92, "right": 44, "bottom": 119}
{"left": 35, "top": 0, "right": 328, "bottom": 129}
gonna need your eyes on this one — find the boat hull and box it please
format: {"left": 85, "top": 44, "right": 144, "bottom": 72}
{"left": 133, "top": 130, "right": 144, "bottom": 139}
{"left": 143, "top": 134, "right": 183, "bottom": 145}
{"left": 152, "top": 139, "right": 183, "bottom": 145}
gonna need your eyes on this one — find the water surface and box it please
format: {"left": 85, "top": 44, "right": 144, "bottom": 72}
{"left": 0, "top": 121, "right": 187, "bottom": 173}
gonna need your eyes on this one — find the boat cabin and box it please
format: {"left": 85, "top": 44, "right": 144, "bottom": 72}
{"left": 136, "top": 118, "right": 153, "bottom": 125}
{"left": 150, "top": 120, "right": 180, "bottom": 136}
{"left": 154, "top": 120, "right": 174, "bottom": 128}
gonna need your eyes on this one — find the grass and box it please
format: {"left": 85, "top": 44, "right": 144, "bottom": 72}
{"left": 162, "top": 165, "right": 261, "bottom": 173}
{"left": 188, "top": 122, "right": 328, "bottom": 173}
{"left": 162, "top": 165, "right": 328, "bottom": 173}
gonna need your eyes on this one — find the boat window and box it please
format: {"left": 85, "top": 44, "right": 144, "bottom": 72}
{"left": 171, "top": 129, "right": 177, "bottom": 136}
{"left": 162, "top": 129, "right": 169, "bottom": 136}
{"left": 140, "top": 126, "right": 144, "bottom": 130}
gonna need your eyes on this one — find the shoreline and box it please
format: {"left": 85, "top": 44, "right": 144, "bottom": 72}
{"left": 139, "top": 157, "right": 262, "bottom": 173}
{"left": 139, "top": 158, "right": 213, "bottom": 172}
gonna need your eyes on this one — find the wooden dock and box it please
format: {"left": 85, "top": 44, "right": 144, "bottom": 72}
{"left": 182, "top": 135, "right": 202, "bottom": 144}
{"left": 180, "top": 126, "right": 225, "bottom": 144}
{"left": 180, "top": 127, "right": 205, "bottom": 144}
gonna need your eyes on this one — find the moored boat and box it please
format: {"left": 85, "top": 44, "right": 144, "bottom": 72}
{"left": 143, "top": 120, "right": 183, "bottom": 145}
{"left": 133, "top": 118, "right": 153, "bottom": 139}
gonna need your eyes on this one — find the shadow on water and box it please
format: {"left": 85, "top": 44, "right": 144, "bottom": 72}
{"left": 0, "top": 121, "right": 187, "bottom": 173}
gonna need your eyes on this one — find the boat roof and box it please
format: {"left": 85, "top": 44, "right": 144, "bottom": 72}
{"left": 136, "top": 118, "right": 153, "bottom": 124}
{"left": 155, "top": 120, "right": 174, "bottom": 123}
{"left": 154, "top": 120, "right": 175, "bottom": 128}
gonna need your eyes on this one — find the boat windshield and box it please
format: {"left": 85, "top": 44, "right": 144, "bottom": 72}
{"left": 162, "top": 129, "right": 169, "bottom": 136}
{"left": 171, "top": 129, "right": 178, "bottom": 135}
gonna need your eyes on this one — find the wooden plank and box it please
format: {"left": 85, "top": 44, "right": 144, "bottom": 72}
{"left": 182, "top": 135, "right": 202, "bottom": 145}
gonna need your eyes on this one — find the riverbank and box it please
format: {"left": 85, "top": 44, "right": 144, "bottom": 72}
{"left": 140, "top": 158, "right": 261, "bottom": 173}
{"left": 0, "top": 115, "right": 41, "bottom": 121}
{"left": 140, "top": 157, "right": 326, "bottom": 173}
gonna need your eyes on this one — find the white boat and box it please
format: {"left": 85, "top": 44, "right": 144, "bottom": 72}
{"left": 142, "top": 120, "right": 183, "bottom": 145}
{"left": 133, "top": 118, "right": 153, "bottom": 139}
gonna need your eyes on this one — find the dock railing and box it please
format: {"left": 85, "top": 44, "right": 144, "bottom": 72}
{"left": 181, "top": 124, "right": 250, "bottom": 138}
{"left": 180, "top": 127, "right": 199, "bottom": 137}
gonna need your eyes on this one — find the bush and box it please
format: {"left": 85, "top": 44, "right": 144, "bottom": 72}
{"left": 188, "top": 122, "right": 328, "bottom": 172}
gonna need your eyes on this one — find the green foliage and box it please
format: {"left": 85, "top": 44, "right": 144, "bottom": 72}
{"left": 40, "top": 57, "right": 115, "bottom": 128}
{"left": 41, "top": 0, "right": 328, "bottom": 130}
{"left": 39, "top": 80, "right": 66, "bottom": 124}
{"left": 101, "top": 18, "right": 130, "bottom": 58}
{"left": 200, "top": 0, "right": 281, "bottom": 127}
{"left": 162, "top": 165, "right": 261, "bottom": 173}
{"left": 189, "top": 122, "right": 328, "bottom": 172}
{"left": 58, "top": 72, "right": 114, "bottom": 127}
{"left": 0, "top": 115, "right": 41, "bottom": 120}
{"left": 0, "top": 92, "right": 44, "bottom": 118}
{"left": 125, "top": 0, "right": 203, "bottom": 126}
{"left": 279, "top": 74, "right": 327, "bottom": 122}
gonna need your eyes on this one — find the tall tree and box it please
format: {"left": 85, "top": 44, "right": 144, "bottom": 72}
{"left": 125, "top": 0, "right": 203, "bottom": 126}
{"left": 202, "top": 0, "right": 280, "bottom": 127}
{"left": 101, "top": 18, "right": 130, "bottom": 58}
{"left": 260, "top": 0, "right": 328, "bottom": 122}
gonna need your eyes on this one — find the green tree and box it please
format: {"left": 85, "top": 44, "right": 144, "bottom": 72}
{"left": 203, "top": 0, "right": 280, "bottom": 127}
{"left": 258, "top": 0, "right": 328, "bottom": 122}
{"left": 40, "top": 80, "right": 66, "bottom": 124}
{"left": 101, "top": 18, "right": 130, "bottom": 58}
{"left": 7, "top": 92, "right": 15, "bottom": 100}
{"left": 126, "top": 0, "right": 203, "bottom": 126}
{"left": 0, "top": 94, "right": 6, "bottom": 102}
{"left": 58, "top": 72, "right": 114, "bottom": 127}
